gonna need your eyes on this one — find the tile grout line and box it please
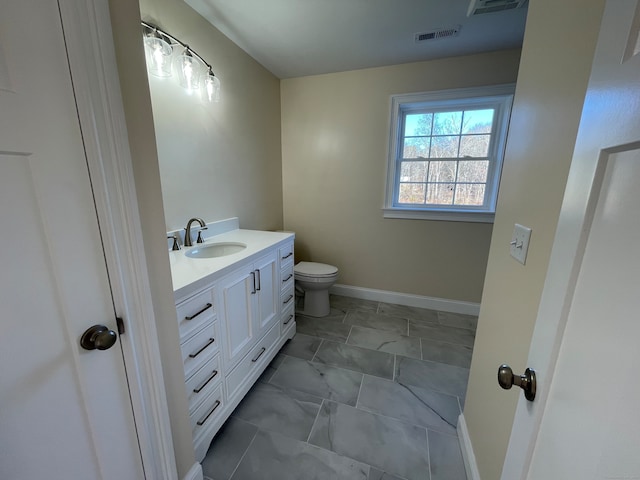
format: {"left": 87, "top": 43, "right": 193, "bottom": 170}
{"left": 425, "top": 426, "right": 433, "bottom": 480}
{"left": 345, "top": 325, "right": 354, "bottom": 345}
{"left": 226, "top": 426, "right": 259, "bottom": 480}
{"left": 355, "top": 373, "right": 366, "bottom": 409}
{"left": 306, "top": 398, "right": 325, "bottom": 444}
{"left": 310, "top": 339, "right": 323, "bottom": 363}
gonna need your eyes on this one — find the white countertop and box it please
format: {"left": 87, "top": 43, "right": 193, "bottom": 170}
{"left": 169, "top": 228, "right": 294, "bottom": 299}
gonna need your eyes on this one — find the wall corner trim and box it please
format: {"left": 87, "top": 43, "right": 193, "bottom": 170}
{"left": 329, "top": 284, "right": 480, "bottom": 315}
{"left": 458, "top": 414, "right": 482, "bottom": 480}
{"left": 182, "top": 462, "right": 203, "bottom": 480}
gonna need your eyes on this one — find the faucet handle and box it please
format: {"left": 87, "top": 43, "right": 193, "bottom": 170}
{"left": 167, "top": 234, "right": 180, "bottom": 251}
{"left": 196, "top": 227, "right": 208, "bottom": 244}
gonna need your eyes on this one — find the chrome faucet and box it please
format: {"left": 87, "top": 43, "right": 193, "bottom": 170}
{"left": 184, "top": 217, "right": 206, "bottom": 247}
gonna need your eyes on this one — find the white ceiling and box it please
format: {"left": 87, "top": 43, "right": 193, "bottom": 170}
{"left": 185, "top": 0, "right": 528, "bottom": 79}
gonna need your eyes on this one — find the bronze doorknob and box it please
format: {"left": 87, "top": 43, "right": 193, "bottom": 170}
{"left": 498, "top": 364, "right": 536, "bottom": 401}
{"left": 80, "top": 325, "right": 118, "bottom": 351}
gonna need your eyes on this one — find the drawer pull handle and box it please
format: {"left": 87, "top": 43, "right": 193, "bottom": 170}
{"left": 189, "top": 338, "right": 215, "bottom": 358}
{"left": 255, "top": 269, "right": 261, "bottom": 291}
{"left": 283, "top": 294, "right": 294, "bottom": 305}
{"left": 196, "top": 400, "right": 221, "bottom": 426}
{"left": 251, "top": 347, "right": 266, "bottom": 363}
{"left": 193, "top": 370, "right": 218, "bottom": 393}
{"left": 282, "top": 252, "right": 293, "bottom": 260}
{"left": 283, "top": 314, "right": 293, "bottom": 325}
{"left": 185, "top": 303, "right": 212, "bottom": 321}
{"left": 250, "top": 271, "right": 256, "bottom": 294}
{"left": 282, "top": 274, "right": 293, "bottom": 283}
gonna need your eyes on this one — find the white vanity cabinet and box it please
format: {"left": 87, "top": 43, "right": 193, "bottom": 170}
{"left": 171, "top": 229, "right": 296, "bottom": 463}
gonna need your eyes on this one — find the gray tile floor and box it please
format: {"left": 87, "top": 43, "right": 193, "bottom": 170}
{"left": 202, "top": 295, "right": 476, "bottom": 480}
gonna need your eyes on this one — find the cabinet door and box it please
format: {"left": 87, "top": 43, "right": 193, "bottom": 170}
{"left": 218, "top": 267, "right": 254, "bottom": 367}
{"left": 254, "top": 251, "right": 278, "bottom": 336}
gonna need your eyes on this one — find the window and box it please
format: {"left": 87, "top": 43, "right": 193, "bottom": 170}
{"left": 384, "top": 85, "right": 514, "bottom": 222}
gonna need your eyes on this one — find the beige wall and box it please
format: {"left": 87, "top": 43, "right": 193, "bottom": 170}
{"left": 281, "top": 50, "right": 520, "bottom": 303}
{"left": 463, "top": 1, "right": 605, "bottom": 478}
{"left": 107, "top": 0, "right": 195, "bottom": 476}
{"left": 140, "top": 0, "right": 283, "bottom": 232}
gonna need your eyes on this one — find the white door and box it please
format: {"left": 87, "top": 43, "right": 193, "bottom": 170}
{"left": 501, "top": 0, "right": 640, "bottom": 478}
{"left": 0, "top": 2, "right": 145, "bottom": 479}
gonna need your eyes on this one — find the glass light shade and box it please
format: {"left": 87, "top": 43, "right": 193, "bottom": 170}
{"left": 175, "top": 50, "right": 202, "bottom": 91}
{"left": 204, "top": 70, "right": 221, "bottom": 103}
{"left": 144, "top": 31, "right": 172, "bottom": 77}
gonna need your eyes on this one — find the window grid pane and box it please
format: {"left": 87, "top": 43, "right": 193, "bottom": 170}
{"left": 397, "top": 159, "right": 489, "bottom": 206}
{"left": 397, "top": 107, "right": 497, "bottom": 207}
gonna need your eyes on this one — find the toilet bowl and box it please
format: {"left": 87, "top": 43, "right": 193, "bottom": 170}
{"left": 294, "top": 261, "right": 339, "bottom": 317}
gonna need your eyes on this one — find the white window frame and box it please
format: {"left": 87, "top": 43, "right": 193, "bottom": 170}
{"left": 384, "top": 84, "right": 515, "bottom": 222}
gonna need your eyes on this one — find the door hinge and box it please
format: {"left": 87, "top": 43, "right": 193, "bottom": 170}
{"left": 116, "top": 317, "right": 125, "bottom": 335}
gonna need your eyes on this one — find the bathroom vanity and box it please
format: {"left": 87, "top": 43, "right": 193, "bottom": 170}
{"left": 168, "top": 219, "right": 295, "bottom": 461}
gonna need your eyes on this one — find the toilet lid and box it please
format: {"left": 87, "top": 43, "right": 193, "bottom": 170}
{"left": 294, "top": 261, "right": 338, "bottom": 277}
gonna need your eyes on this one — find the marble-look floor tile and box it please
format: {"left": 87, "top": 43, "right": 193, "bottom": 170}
{"left": 368, "top": 469, "right": 405, "bottom": 480}
{"left": 409, "top": 321, "right": 475, "bottom": 347}
{"left": 357, "top": 375, "right": 460, "bottom": 435}
{"left": 232, "top": 382, "right": 322, "bottom": 441}
{"left": 309, "top": 400, "right": 429, "bottom": 480}
{"left": 344, "top": 310, "right": 409, "bottom": 335}
{"left": 232, "top": 429, "right": 370, "bottom": 480}
{"left": 270, "top": 356, "right": 363, "bottom": 406}
{"left": 348, "top": 325, "right": 421, "bottom": 359}
{"left": 395, "top": 356, "right": 469, "bottom": 398}
{"left": 437, "top": 311, "right": 478, "bottom": 332}
{"left": 258, "top": 353, "right": 286, "bottom": 383}
{"left": 428, "top": 430, "right": 466, "bottom": 480}
{"left": 202, "top": 417, "right": 258, "bottom": 480}
{"left": 296, "top": 315, "right": 352, "bottom": 342}
{"left": 421, "top": 338, "right": 473, "bottom": 369}
{"left": 378, "top": 303, "right": 439, "bottom": 324}
{"left": 330, "top": 294, "right": 379, "bottom": 314}
{"left": 281, "top": 333, "right": 323, "bottom": 360}
{"left": 314, "top": 340, "right": 395, "bottom": 379}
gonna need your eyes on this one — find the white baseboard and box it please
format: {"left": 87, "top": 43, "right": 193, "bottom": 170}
{"left": 330, "top": 284, "right": 480, "bottom": 316}
{"left": 458, "top": 414, "right": 481, "bottom": 480}
{"left": 182, "top": 462, "right": 203, "bottom": 480}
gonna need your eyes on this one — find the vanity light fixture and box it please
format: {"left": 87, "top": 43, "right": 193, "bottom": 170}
{"left": 142, "top": 21, "right": 221, "bottom": 103}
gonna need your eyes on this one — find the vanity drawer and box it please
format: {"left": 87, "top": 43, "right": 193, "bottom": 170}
{"left": 176, "top": 289, "right": 215, "bottom": 340}
{"left": 185, "top": 353, "right": 221, "bottom": 413}
{"left": 281, "top": 303, "right": 295, "bottom": 333}
{"left": 279, "top": 242, "right": 294, "bottom": 268}
{"left": 280, "top": 263, "right": 294, "bottom": 292}
{"left": 280, "top": 284, "right": 295, "bottom": 311}
{"left": 181, "top": 321, "right": 220, "bottom": 379}
{"left": 226, "top": 323, "right": 280, "bottom": 401}
{"left": 190, "top": 384, "right": 224, "bottom": 437}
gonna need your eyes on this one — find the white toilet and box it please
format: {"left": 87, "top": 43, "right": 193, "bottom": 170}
{"left": 294, "top": 261, "right": 339, "bottom": 317}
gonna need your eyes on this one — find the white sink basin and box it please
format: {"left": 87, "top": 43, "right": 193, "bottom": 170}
{"left": 185, "top": 242, "right": 247, "bottom": 259}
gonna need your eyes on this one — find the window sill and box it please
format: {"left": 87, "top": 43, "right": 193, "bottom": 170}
{"left": 382, "top": 208, "right": 495, "bottom": 223}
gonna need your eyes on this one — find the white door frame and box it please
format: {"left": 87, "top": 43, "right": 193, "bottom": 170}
{"left": 58, "top": 0, "right": 177, "bottom": 478}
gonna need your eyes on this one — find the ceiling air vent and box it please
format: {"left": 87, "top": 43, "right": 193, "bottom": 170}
{"left": 414, "top": 25, "right": 461, "bottom": 43}
{"left": 467, "top": 0, "right": 527, "bottom": 16}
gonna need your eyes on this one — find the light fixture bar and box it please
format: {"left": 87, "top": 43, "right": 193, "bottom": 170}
{"left": 141, "top": 21, "right": 217, "bottom": 78}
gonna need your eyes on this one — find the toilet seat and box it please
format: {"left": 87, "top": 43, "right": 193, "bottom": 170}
{"left": 294, "top": 261, "right": 338, "bottom": 278}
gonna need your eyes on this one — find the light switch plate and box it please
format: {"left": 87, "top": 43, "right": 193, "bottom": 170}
{"left": 510, "top": 223, "right": 532, "bottom": 265}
